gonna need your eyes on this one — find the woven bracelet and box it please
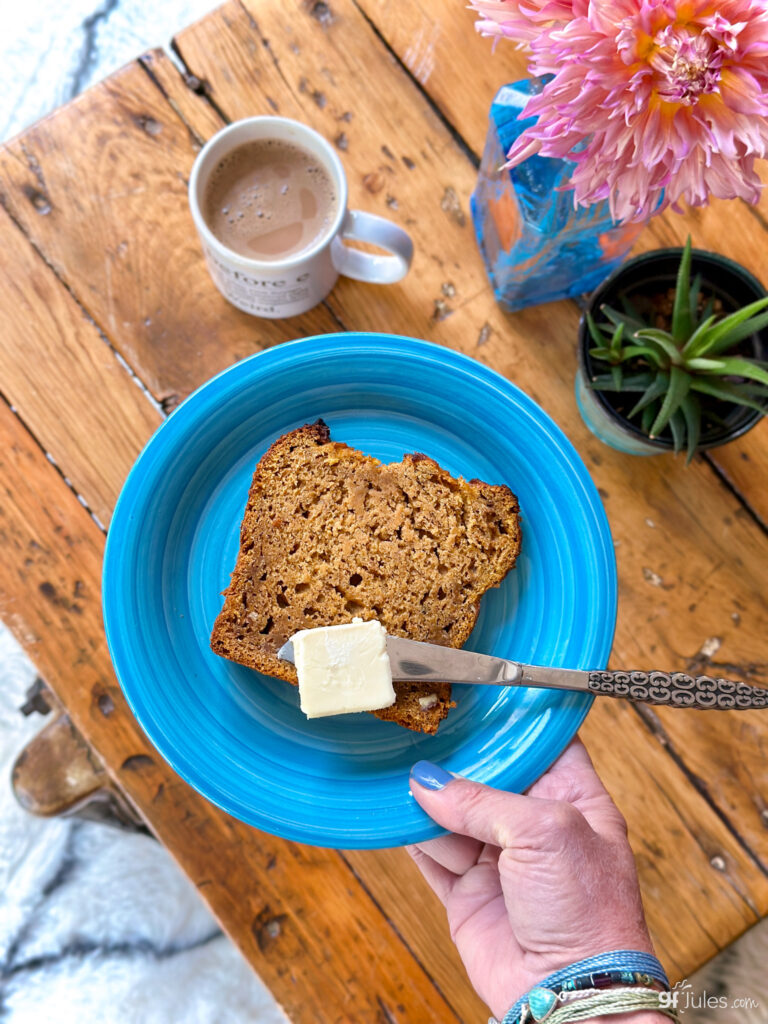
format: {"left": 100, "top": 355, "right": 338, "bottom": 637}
{"left": 494, "top": 951, "right": 671, "bottom": 1024}
{"left": 531, "top": 987, "right": 679, "bottom": 1022}
{"left": 491, "top": 988, "right": 679, "bottom": 1024}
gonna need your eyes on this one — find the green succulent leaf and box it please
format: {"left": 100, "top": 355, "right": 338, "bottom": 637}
{"left": 634, "top": 329, "right": 682, "bottom": 364}
{"left": 679, "top": 393, "right": 701, "bottom": 464}
{"left": 641, "top": 400, "right": 660, "bottom": 435}
{"left": 685, "top": 357, "right": 726, "bottom": 371}
{"left": 611, "top": 365, "right": 623, "bottom": 390}
{"left": 621, "top": 372, "right": 656, "bottom": 390}
{"left": 590, "top": 371, "right": 655, "bottom": 394}
{"left": 681, "top": 314, "right": 718, "bottom": 357}
{"left": 696, "top": 299, "right": 768, "bottom": 356}
{"left": 689, "top": 378, "right": 768, "bottom": 413}
{"left": 586, "top": 310, "right": 609, "bottom": 346}
{"left": 669, "top": 409, "right": 686, "bottom": 454}
{"left": 590, "top": 346, "right": 614, "bottom": 361}
{"left": 628, "top": 373, "right": 670, "bottom": 418}
{"left": 732, "top": 382, "right": 768, "bottom": 397}
{"left": 702, "top": 357, "right": 768, "bottom": 387}
{"left": 600, "top": 303, "right": 646, "bottom": 333}
{"left": 672, "top": 237, "right": 694, "bottom": 342}
{"left": 700, "top": 295, "right": 715, "bottom": 323}
{"left": 621, "top": 344, "right": 665, "bottom": 366}
{"left": 590, "top": 375, "right": 621, "bottom": 391}
{"left": 650, "top": 365, "right": 690, "bottom": 438}
{"left": 610, "top": 321, "right": 626, "bottom": 358}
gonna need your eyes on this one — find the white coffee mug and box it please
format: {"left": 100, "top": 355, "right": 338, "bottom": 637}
{"left": 188, "top": 116, "right": 413, "bottom": 318}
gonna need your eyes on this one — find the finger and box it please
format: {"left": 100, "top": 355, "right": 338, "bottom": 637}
{"left": 412, "top": 832, "right": 485, "bottom": 876}
{"left": 405, "top": 844, "right": 458, "bottom": 903}
{"left": 526, "top": 738, "right": 605, "bottom": 799}
{"left": 410, "top": 760, "right": 578, "bottom": 850}
{"left": 527, "top": 738, "right": 628, "bottom": 838}
{"left": 477, "top": 843, "right": 501, "bottom": 867}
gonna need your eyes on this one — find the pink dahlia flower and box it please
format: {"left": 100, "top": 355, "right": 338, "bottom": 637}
{"left": 469, "top": 0, "right": 768, "bottom": 222}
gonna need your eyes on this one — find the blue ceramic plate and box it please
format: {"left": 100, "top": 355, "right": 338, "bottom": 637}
{"left": 103, "top": 334, "right": 616, "bottom": 848}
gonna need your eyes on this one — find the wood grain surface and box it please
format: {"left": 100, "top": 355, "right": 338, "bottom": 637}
{"left": 0, "top": 63, "right": 340, "bottom": 412}
{"left": 0, "top": 204, "right": 161, "bottom": 527}
{"left": 0, "top": 0, "right": 767, "bottom": 1020}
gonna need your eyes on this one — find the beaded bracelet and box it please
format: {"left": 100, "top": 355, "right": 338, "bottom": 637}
{"left": 493, "top": 951, "right": 671, "bottom": 1024}
{"left": 525, "top": 987, "right": 680, "bottom": 1022}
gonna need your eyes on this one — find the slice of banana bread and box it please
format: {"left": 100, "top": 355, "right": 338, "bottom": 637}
{"left": 210, "top": 420, "right": 521, "bottom": 734}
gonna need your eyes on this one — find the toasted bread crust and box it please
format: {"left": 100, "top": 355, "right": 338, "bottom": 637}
{"left": 211, "top": 420, "right": 521, "bottom": 734}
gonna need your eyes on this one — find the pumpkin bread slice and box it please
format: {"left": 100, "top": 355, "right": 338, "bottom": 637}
{"left": 210, "top": 420, "right": 521, "bottom": 734}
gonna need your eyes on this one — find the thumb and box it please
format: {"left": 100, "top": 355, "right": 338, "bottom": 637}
{"left": 410, "top": 760, "right": 591, "bottom": 852}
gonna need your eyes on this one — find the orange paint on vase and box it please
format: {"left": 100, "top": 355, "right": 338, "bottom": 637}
{"left": 488, "top": 190, "right": 521, "bottom": 252}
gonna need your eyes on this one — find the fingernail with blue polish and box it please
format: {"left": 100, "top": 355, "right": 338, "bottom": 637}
{"left": 410, "top": 760, "right": 454, "bottom": 791}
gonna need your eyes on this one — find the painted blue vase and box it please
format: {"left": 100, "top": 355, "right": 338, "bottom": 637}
{"left": 471, "top": 78, "right": 643, "bottom": 313}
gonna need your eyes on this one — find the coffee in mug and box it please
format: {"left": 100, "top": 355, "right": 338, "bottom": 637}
{"left": 189, "top": 117, "right": 413, "bottom": 318}
{"left": 203, "top": 140, "right": 338, "bottom": 261}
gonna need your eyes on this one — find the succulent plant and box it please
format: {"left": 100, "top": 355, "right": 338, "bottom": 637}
{"left": 587, "top": 238, "right": 768, "bottom": 462}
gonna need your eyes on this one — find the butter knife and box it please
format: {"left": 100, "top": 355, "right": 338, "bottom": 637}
{"left": 277, "top": 635, "right": 768, "bottom": 710}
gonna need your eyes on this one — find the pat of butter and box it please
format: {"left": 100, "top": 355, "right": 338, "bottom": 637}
{"left": 292, "top": 618, "right": 396, "bottom": 719}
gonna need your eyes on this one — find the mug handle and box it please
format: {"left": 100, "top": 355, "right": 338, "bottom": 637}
{"left": 331, "top": 209, "right": 413, "bottom": 284}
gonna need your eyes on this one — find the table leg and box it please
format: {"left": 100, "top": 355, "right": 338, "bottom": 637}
{"left": 12, "top": 683, "right": 148, "bottom": 834}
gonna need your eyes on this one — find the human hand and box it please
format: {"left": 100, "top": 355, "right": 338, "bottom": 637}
{"left": 408, "top": 739, "right": 666, "bottom": 1022}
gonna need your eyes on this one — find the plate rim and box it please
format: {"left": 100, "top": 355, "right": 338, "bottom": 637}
{"left": 103, "top": 332, "right": 617, "bottom": 847}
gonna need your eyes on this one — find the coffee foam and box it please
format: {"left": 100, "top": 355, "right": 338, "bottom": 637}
{"left": 203, "top": 139, "right": 337, "bottom": 261}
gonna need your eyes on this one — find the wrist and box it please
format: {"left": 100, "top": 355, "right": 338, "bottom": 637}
{"left": 524, "top": 931, "right": 658, "bottom": 985}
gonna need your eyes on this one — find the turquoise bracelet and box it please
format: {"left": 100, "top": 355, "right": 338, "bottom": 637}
{"left": 521, "top": 987, "right": 680, "bottom": 1022}
{"left": 495, "top": 951, "right": 670, "bottom": 1024}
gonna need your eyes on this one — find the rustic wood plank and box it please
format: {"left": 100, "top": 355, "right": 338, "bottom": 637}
{"left": 342, "top": 848, "right": 489, "bottom": 1023}
{"left": 706, "top": 423, "right": 768, "bottom": 530}
{"left": 0, "top": 396, "right": 461, "bottom": 1024}
{"left": 354, "top": 0, "right": 768, "bottom": 525}
{"left": 0, "top": 206, "right": 161, "bottom": 527}
{"left": 353, "top": 0, "right": 529, "bottom": 141}
{"left": 138, "top": 49, "right": 224, "bottom": 144}
{"left": 581, "top": 700, "right": 767, "bottom": 971}
{"left": 0, "top": 62, "right": 340, "bottom": 412}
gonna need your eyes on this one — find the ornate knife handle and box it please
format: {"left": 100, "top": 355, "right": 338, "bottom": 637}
{"left": 588, "top": 670, "right": 768, "bottom": 710}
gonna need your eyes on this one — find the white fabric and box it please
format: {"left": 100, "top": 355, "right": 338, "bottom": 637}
{"left": 0, "top": 623, "right": 288, "bottom": 1023}
{"left": 1, "top": 0, "right": 216, "bottom": 141}
{"left": 685, "top": 930, "right": 768, "bottom": 1023}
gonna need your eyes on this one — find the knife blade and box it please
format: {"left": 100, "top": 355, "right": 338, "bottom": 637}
{"left": 276, "top": 635, "right": 768, "bottom": 710}
{"left": 277, "top": 635, "right": 589, "bottom": 691}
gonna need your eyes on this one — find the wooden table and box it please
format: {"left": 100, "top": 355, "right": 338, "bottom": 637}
{"left": 2, "top": 2, "right": 767, "bottom": 1020}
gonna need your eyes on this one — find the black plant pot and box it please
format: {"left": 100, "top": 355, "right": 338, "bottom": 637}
{"left": 575, "top": 248, "right": 768, "bottom": 457}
